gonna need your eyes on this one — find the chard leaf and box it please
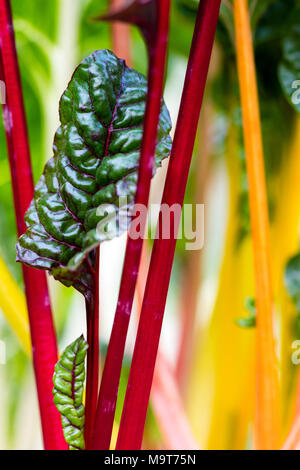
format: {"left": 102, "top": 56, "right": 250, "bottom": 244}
{"left": 278, "top": 6, "right": 300, "bottom": 113}
{"left": 53, "top": 335, "right": 88, "bottom": 450}
{"left": 16, "top": 50, "right": 172, "bottom": 296}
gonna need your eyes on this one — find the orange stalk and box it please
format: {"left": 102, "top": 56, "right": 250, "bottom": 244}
{"left": 233, "top": 0, "right": 280, "bottom": 449}
{"left": 110, "top": 0, "right": 132, "bottom": 66}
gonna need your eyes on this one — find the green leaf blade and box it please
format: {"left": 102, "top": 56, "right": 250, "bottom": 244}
{"left": 53, "top": 335, "right": 88, "bottom": 451}
{"left": 16, "top": 50, "right": 172, "bottom": 295}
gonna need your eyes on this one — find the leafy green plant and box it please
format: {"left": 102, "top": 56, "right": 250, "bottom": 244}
{"left": 53, "top": 335, "right": 88, "bottom": 450}
{"left": 16, "top": 47, "right": 171, "bottom": 448}
{"left": 4, "top": 0, "right": 300, "bottom": 453}
{"left": 16, "top": 49, "right": 171, "bottom": 294}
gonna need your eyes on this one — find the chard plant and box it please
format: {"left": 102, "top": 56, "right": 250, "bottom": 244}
{"left": 16, "top": 46, "right": 172, "bottom": 449}
{"left": 1, "top": 0, "right": 300, "bottom": 452}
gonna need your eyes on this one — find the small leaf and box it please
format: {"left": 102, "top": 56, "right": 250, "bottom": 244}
{"left": 278, "top": 6, "right": 300, "bottom": 113}
{"left": 16, "top": 50, "right": 172, "bottom": 297}
{"left": 236, "top": 297, "right": 256, "bottom": 328}
{"left": 53, "top": 335, "right": 88, "bottom": 450}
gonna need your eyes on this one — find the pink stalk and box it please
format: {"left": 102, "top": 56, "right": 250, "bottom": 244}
{"left": 84, "top": 248, "right": 100, "bottom": 448}
{"left": 0, "top": 0, "right": 66, "bottom": 449}
{"left": 282, "top": 416, "right": 300, "bottom": 450}
{"left": 116, "top": 0, "right": 221, "bottom": 450}
{"left": 136, "top": 250, "right": 199, "bottom": 450}
{"left": 151, "top": 352, "right": 199, "bottom": 450}
{"left": 176, "top": 105, "right": 212, "bottom": 391}
{"left": 90, "top": 0, "right": 170, "bottom": 450}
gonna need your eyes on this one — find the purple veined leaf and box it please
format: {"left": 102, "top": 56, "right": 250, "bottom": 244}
{"left": 16, "top": 50, "right": 171, "bottom": 300}
{"left": 53, "top": 335, "right": 88, "bottom": 450}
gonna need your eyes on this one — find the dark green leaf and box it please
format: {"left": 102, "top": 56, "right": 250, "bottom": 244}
{"left": 250, "top": 0, "right": 278, "bottom": 32}
{"left": 278, "top": 6, "right": 300, "bottom": 113}
{"left": 53, "top": 335, "right": 88, "bottom": 451}
{"left": 16, "top": 50, "right": 172, "bottom": 296}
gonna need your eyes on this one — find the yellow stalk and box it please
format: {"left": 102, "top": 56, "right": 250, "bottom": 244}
{"left": 272, "top": 118, "right": 300, "bottom": 434}
{"left": 0, "top": 257, "right": 31, "bottom": 355}
{"left": 186, "top": 122, "right": 255, "bottom": 449}
{"left": 234, "top": 0, "right": 280, "bottom": 449}
{"left": 110, "top": 422, "right": 120, "bottom": 450}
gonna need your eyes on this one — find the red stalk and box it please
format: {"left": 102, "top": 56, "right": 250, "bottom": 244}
{"left": 90, "top": 0, "right": 170, "bottom": 450}
{"left": 0, "top": 0, "right": 66, "bottom": 449}
{"left": 84, "top": 248, "right": 100, "bottom": 448}
{"left": 116, "top": 0, "right": 221, "bottom": 450}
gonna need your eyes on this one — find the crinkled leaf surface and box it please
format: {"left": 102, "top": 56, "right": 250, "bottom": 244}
{"left": 278, "top": 6, "right": 300, "bottom": 114}
{"left": 53, "top": 335, "right": 88, "bottom": 450}
{"left": 16, "top": 50, "right": 172, "bottom": 296}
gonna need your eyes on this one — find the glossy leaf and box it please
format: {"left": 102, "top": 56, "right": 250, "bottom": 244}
{"left": 16, "top": 50, "right": 172, "bottom": 297}
{"left": 278, "top": 6, "right": 300, "bottom": 114}
{"left": 53, "top": 335, "right": 88, "bottom": 450}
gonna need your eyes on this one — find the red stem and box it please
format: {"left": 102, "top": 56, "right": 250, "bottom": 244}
{"left": 0, "top": 0, "right": 66, "bottom": 450}
{"left": 90, "top": 0, "right": 170, "bottom": 450}
{"left": 84, "top": 247, "right": 100, "bottom": 448}
{"left": 116, "top": 0, "right": 221, "bottom": 450}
